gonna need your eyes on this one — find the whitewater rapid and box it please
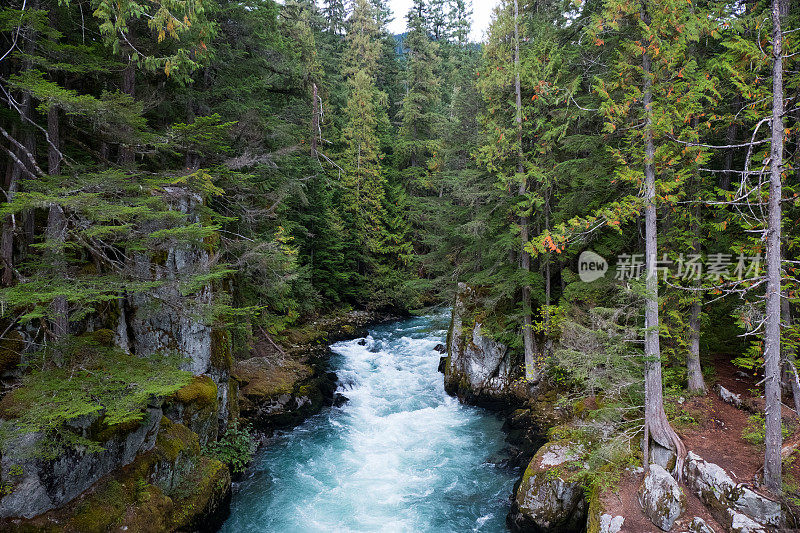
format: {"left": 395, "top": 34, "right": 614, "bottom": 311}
{"left": 220, "top": 313, "right": 516, "bottom": 532}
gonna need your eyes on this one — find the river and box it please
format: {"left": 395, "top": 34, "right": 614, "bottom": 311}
{"left": 219, "top": 313, "right": 516, "bottom": 532}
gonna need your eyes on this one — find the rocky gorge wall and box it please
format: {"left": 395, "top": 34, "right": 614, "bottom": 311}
{"left": 0, "top": 184, "right": 395, "bottom": 531}
{"left": 441, "top": 283, "right": 788, "bottom": 533}
{"left": 0, "top": 309, "right": 388, "bottom": 531}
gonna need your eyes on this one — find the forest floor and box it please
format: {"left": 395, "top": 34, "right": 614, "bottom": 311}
{"left": 602, "top": 355, "right": 800, "bottom": 532}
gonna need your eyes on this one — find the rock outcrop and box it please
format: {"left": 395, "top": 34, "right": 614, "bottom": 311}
{"left": 688, "top": 516, "right": 716, "bottom": 533}
{"left": 1, "top": 416, "right": 231, "bottom": 532}
{"left": 0, "top": 376, "right": 230, "bottom": 530}
{"left": 508, "top": 440, "right": 588, "bottom": 533}
{"left": 684, "top": 451, "right": 781, "bottom": 532}
{"left": 0, "top": 402, "right": 163, "bottom": 519}
{"left": 637, "top": 464, "right": 685, "bottom": 531}
{"left": 442, "top": 283, "right": 512, "bottom": 406}
{"left": 234, "top": 357, "right": 336, "bottom": 430}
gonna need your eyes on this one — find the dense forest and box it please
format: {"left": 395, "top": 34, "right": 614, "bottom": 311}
{"left": 1, "top": 0, "right": 799, "bottom": 529}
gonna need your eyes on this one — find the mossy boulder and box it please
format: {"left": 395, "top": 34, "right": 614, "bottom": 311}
{"left": 684, "top": 452, "right": 781, "bottom": 531}
{"left": 637, "top": 464, "right": 685, "bottom": 531}
{"left": 233, "top": 356, "right": 332, "bottom": 429}
{"left": 0, "top": 418, "right": 231, "bottom": 533}
{"left": 508, "top": 440, "right": 589, "bottom": 533}
{"left": 164, "top": 375, "right": 219, "bottom": 446}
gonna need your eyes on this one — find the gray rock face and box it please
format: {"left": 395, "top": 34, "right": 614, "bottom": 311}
{"left": 120, "top": 188, "right": 214, "bottom": 377}
{"left": 687, "top": 516, "right": 716, "bottom": 533}
{"left": 728, "top": 511, "right": 767, "bottom": 533}
{"left": 598, "top": 513, "right": 625, "bottom": 533}
{"left": 716, "top": 385, "right": 743, "bottom": 409}
{"left": 509, "top": 441, "right": 588, "bottom": 533}
{"left": 443, "top": 283, "right": 511, "bottom": 402}
{"left": 638, "top": 464, "right": 686, "bottom": 531}
{"left": 0, "top": 406, "right": 161, "bottom": 518}
{"left": 684, "top": 452, "right": 781, "bottom": 531}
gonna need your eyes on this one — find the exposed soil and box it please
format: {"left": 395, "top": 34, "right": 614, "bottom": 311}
{"left": 678, "top": 393, "right": 762, "bottom": 484}
{"left": 602, "top": 353, "right": 800, "bottom": 531}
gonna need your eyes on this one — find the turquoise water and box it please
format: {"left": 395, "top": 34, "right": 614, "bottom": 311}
{"left": 219, "top": 314, "right": 516, "bottom": 532}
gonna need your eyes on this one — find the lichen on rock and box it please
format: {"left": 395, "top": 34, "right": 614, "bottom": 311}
{"left": 637, "top": 464, "right": 685, "bottom": 531}
{"left": 508, "top": 440, "right": 589, "bottom": 533}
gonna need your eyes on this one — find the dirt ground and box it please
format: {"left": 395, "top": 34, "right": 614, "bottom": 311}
{"left": 601, "top": 353, "right": 800, "bottom": 532}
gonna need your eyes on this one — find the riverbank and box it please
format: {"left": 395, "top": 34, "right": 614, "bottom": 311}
{"left": 0, "top": 309, "right": 398, "bottom": 532}
{"left": 440, "top": 283, "right": 796, "bottom": 532}
{"left": 220, "top": 313, "right": 517, "bottom": 532}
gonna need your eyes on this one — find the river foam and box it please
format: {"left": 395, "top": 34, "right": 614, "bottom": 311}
{"left": 220, "top": 314, "right": 515, "bottom": 532}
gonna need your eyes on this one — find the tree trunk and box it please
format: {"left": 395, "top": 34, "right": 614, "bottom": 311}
{"left": 46, "top": 105, "right": 68, "bottom": 349}
{"left": 641, "top": 1, "right": 684, "bottom": 476}
{"left": 688, "top": 193, "right": 706, "bottom": 394}
{"left": 762, "top": 0, "right": 784, "bottom": 494}
{"left": 513, "top": 0, "right": 537, "bottom": 382}
{"left": 118, "top": 62, "right": 136, "bottom": 165}
{"left": 311, "top": 82, "right": 320, "bottom": 156}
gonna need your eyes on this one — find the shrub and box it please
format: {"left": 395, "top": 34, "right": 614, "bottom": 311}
{"left": 204, "top": 423, "right": 256, "bottom": 474}
{"left": 742, "top": 413, "right": 790, "bottom": 447}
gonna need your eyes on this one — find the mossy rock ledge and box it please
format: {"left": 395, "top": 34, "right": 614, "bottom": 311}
{"left": 0, "top": 417, "right": 231, "bottom": 532}
{"left": 233, "top": 356, "right": 336, "bottom": 430}
{"left": 164, "top": 375, "right": 220, "bottom": 446}
{"left": 507, "top": 440, "right": 589, "bottom": 533}
{"left": 442, "top": 283, "right": 514, "bottom": 408}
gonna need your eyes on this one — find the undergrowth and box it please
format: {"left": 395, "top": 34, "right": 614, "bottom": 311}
{"left": 0, "top": 337, "right": 191, "bottom": 459}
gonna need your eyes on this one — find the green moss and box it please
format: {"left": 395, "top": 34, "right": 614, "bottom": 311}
{"left": 0, "top": 330, "right": 23, "bottom": 373}
{"left": 156, "top": 417, "right": 200, "bottom": 462}
{"left": 0, "top": 349, "right": 191, "bottom": 458}
{"left": 70, "top": 479, "right": 126, "bottom": 532}
{"left": 167, "top": 456, "right": 230, "bottom": 531}
{"left": 585, "top": 483, "right": 603, "bottom": 533}
{"left": 210, "top": 329, "right": 233, "bottom": 372}
{"left": 173, "top": 375, "right": 217, "bottom": 408}
{"left": 237, "top": 359, "right": 312, "bottom": 398}
{"left": 89, "top": 329, "right": 115, "bottom": 347}
{"left": 92, "top": 415, "right": 146, "bottom": 443}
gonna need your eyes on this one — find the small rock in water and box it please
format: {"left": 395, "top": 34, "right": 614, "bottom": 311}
{"left": 433, "top": 343, "right": 446, "bottom": 353}
{"left": 332, "top": 393, "right": 349, "bottom": 407}
{"left": 357, "top": 338, "right": 367, "bottom": 346}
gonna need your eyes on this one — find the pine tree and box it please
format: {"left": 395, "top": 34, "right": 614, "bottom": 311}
{"left": 397, "top": 8, "right": 440, "bottom": 187}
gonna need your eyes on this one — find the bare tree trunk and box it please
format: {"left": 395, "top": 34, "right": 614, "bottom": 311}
{"left": 763, "top": 0, "right": 784, "bottom": 494}
{"left": 544, "top": 192, "right": 553, "bottom": 356}
{"left": 513, "top": 0, "right": 537, "bottom": 382}
{"left": 641, "top": 1, "right": 684, "bottom": 476}
{"left": 118, "top": 62, "right": 136, "bottom": 165}
{"left": 688, "top": 196, "right": 706, "bottom": 394}
{"left": 46, "top": 105, "right": 68, "bottom": 349}
{"left": 311, "top": 82, "right": 320, "bottom": 157}
{"left": 687, "top": 294, "right": 705, "bottom": 393}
